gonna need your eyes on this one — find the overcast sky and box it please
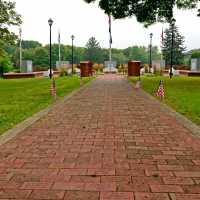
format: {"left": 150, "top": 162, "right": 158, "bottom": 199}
{"left": 9, "top": 0, "right": 200, "bottom": 51}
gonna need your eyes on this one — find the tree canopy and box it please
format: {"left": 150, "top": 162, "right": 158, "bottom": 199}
{"left": 83, "top": 0, "right": 200, "bottom": 27}
{"left": 0, "top": 1, "right": 22, "bottom": 56}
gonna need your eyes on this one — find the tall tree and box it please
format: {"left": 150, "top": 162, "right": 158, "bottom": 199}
{"left": 0, "top": 1, "right": 22, "bottom": 56}
{"left": 162, "top": 25, "right": 187, "bottom": 66}
{"left": 82, "top": 37, "right": 103, "bottom": 63}
{"left": 129, "top": 46, "right": 148, "bottom": 64}
{"left": 0, "top": 52, "right": 14, "bottom": 73}
{"left": 17, "top": 40, "right": 42, "bottom": 49}
{"left": 33, "top": 47, "right": 49, "bottom": 67}
{"left": 82, "top": 0, "right": 200, "bottom": 27}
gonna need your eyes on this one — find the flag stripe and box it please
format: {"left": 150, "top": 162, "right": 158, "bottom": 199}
{"left": 157, "top": 79, "right": 164, "bottom": 98}
{"left": 50, "top": 79, "right": 57, "bottom": 99}
{"left": 134, "top": 77, "right": 141, "bottom": 88}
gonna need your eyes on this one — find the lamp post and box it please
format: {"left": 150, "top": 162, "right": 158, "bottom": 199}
{"left": 71, "top": 35, "right": 74, "bottom": 74}
{"left": 149, "top": 33, "right": 153, "bottom": 73}
{"left": 170, "top": 18, "right": 176, "bottom": 78}
{"left": 48, "top": 18, "right": 53, "bottom": 79}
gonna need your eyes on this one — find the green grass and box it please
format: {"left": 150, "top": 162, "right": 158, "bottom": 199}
{"left": 0, "top": 76, "right": 94, "bottom": 135}
{"left": 130, "top": 76, "right": 200, "bottom": 127}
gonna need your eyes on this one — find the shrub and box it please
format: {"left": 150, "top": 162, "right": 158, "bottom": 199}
{"left": 99, "top": 63, "right": 104, "bottom": 72}
{"left": 13, "top": 69, "right": 24, "bottom": 73}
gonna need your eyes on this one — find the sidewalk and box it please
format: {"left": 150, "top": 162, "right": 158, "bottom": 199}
{"left": 0, "top": 74, "right": 200, "bottom": 200}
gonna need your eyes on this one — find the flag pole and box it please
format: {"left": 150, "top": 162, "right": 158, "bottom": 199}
{"left": 58, "top": 29, "right": 61, "bottom": 61}
{"left": 19, "top": 26, "right": 22, "bottom": 71}
{"left": 108, "top": 15, "right": 112, "bottom": 75}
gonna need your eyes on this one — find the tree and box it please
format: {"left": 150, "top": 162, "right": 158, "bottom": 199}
{"left": 112, "top": 52, "right": 127, "bottom": 63}
{"left": 162, "top": 25, "right": 187, "bottom": 66}
{"left": 82, "top": 37, "right": 103, "bottom": 63}
{"left": 0, "top": 1, "right": 22, "bottom": 56}
{"left": 82, "top": 0, "right": 200, "bottom": 27}
{"left": 129, "top": 46, "right": 148, "bottom": 64}
{"left": 17, "top": 40, "right": 42, "bottom": 49}
{"left": 0, "top": 53, "right": 14, "bottom": 73}
{"left": 33, "top": 47, "right": 49, "bottom": 66}
{"left": 189, "top": 49, "right": 200, "bottom": 59}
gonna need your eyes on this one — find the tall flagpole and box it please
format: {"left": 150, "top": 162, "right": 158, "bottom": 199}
{"left": 108, "top": 15, "right": 112, "bottom": 75}
{"left": 161, "top": 27, "right": 163, "bottom": 60}
{"left": 58, "top": 29, "right": 61, "bottom": 61}
{"left": 19, "top": 26, "right": 22, "bottom": 70}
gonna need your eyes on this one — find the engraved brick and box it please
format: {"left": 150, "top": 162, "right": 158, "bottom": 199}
{"left": 20, "top": 182, "right": 52, "bottom": 190}
{"left": 150, "top": 185, "right": 184, "bottom": 193}
{"left": 182, "top": 185, "right": 200, "bottom": 194}
{"left": 174, "top": 171, "right": 200, "bottom": 177}
{"left": 52, "top": 182, "right": 84, "bottom": 190}
{"left": 116, "top": 169, "right": 145, "bottom": 176}
{"left": 70, "top": 175, "right": 100, "bottom": 183}
{"left": 31, "top": 169, "right": 58, "bottom": 175}
{"left": 163, "top": 177, "right": 195, "bottom": 185}
{"left": 118, "top": 183, "right": 150, "bottom": 192}
{"left": 85, "top": 183, "right": 116, "bottom": 191}
{"left": 135, "top": 192, "right": 170, "bottom": 200}
{"left": 100, "top": 192, "right": 134, "bottom": 200}
{"left": 145, "top": 170, "right": 174, "bottom": 177}
{"left": 87, "top": 169, "right": 115, "bottom": 176}
{"left": 29, "top": 190, "right": 65, "bottom": 199}
{"left": 101, "top": 176, "right": 131, "bottom": 183}
{"left": 59, "top": 169, "right": 87, "bottom": 175}
{"left": 0, "top": 189, "right": 32, "bottom": 199}
{"left": 64, "top": 191, "right": 99, "bottom": 200}
{"left": 157, "top": 165, "right": 185, "bottom": 171}
{"left": 170, "top": 193, "right": 200, "bottom": 200}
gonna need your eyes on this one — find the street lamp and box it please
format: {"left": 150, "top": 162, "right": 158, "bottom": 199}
{"left": 149, "top": 33, "right": 153, "bottom": 73}
{"left": 170, "top": 18, "right": 176, "bottom": 78}
{"left": 71, "top": 35, "right": 74, "bottom": 74}
{"left": 48, "top": 18, "right": 53, "bottom": 79}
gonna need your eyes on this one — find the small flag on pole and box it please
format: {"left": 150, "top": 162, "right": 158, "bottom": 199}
{"left": 157, "top": 79, "right": 164, "bottom": 98}
{"left": 58, "top": 29, "right": 60, "bottom": 43}
{"left": 80, "top": 77, "right": 83, "bottom": 85}
{"left": 108, "top": 15, "right": 112, "bottom": 44}
{"left": 50, "top": 78, "right": 57, "bottom": 99}
{"left": 19, "top": 26, "right": 22, "bottom": 38}
{"left": 161, "top": 28, "right": 164, "bottom": 42}
{"left": 134, "top": 77, "right": 141, "bottom": 88}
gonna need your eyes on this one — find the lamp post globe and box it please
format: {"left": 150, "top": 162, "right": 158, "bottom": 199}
{"left": 48, "top": 18, "right": 53, "bottom": 79}
{"left": 170, "top": 18, "right": 176, "bottom": 78}
{"left": 149, "top": 33, "right": 153, "bottom": 73}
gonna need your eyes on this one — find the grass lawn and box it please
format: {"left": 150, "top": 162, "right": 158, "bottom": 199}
{"left": 130, "top": 75, "right": 200, "bottom": 127}
{"left": 0, "top": 76, "right": 94, "bottom": 135}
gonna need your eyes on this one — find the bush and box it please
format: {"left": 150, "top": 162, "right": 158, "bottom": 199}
{"left": 13, "top": 69, "right": 24, "bottom": 73}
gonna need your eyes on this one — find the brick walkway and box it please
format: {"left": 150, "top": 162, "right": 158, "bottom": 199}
{"left": 0, "top": 74, "right": 200, "bottom": 200}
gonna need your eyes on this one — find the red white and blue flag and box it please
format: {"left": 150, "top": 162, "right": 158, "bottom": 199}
{"left": 157, "top": 79, "right": 164, "bottom": 98}
{"left": 134, "top": 77, "right": 141, "bottom": 88}
{"left": 50, "top": 78, "right": 57, "bottom": 99}
{"left": 19, "top": 26, "right": 22, "bottom": 38}
{"left": 108, "top": 15, "right": 112, "bottom": 44}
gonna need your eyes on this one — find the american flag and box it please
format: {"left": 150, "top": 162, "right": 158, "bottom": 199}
{"left": 108, "top": 15, "right": 112, "bottom": 44}
{"left": 80, "top": 77, "right": 83, "bottom": 85}
{"left": 161, "top": 28, "right": 164, "bottom": 42}
{"left": 58, "top": 29, "right": 60, "bottom": 43}
{"left": 19, "top": 26, "right": 22, "bottom": 38}
{"left": 134, "top": 77, "right": 141, "bottom": 88}
{"left": 157, "top": 79, "right": 164, "bottom": 98}
{"left": 50, "top": 79, "right": 57, "bottom": 99}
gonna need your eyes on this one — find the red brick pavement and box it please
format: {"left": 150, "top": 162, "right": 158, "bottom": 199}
{"left": 0, "top": 74, "right": 200, "bottom": 199}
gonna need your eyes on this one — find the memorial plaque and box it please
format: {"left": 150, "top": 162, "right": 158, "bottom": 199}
{"left": 20, "top": 182, "right": 52, "bottom": 190}
{"left": 85, "top": 183, "right": 116, "bottom": 191}
{"left": 100, "top": 192, "right": 134, "bottom": 200}
{"left": 87, "top": 169, "right": 115, "bottom": 175}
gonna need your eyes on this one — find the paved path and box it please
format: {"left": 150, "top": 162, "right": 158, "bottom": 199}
{"left": 0, "top": 74, "right": 200, "bottom": 200}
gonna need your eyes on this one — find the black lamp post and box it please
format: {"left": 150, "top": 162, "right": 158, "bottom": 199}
{"left": 170, "top": 18, "right": 176, "bottom": 78}
{"left": 48, "top": 18, "right": 53, "bottom": 79}
{"left": 71, "top": 35, "right": 74, "bottom": 74}
{"left": 149, "top": 33, "right": 153, "bottom": 73}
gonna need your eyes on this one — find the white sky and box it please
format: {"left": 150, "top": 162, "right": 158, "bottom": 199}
{"left": 9, "top": 0, "right": 200, "bottom": 51}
